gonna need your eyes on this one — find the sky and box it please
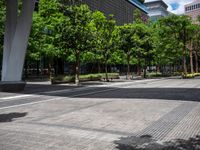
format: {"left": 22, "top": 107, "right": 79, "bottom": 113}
{"left": 145, "top": 0, "right": 195, "bottom": 14}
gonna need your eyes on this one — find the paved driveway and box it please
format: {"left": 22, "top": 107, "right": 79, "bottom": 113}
{"left": 0, "top": 79, "right": 200, "bottom": 150}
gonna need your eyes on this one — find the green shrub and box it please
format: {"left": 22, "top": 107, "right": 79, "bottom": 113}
{"left": 173, "top": 72, "right": 182, "bottom": 76}
{"left": 182, "top": 73, "right": 195, "bottom": 79}
{"left": 182, "top": 73, "right": 200, "bottom": 79}
{"left": 147, "top": 72, "right": 170, "bottom": 77}
{"left": 194, "top": 73, "right": 200, "bottom": 77}
{"left": 51, "top": 73, "right": 119, "bottom": 84}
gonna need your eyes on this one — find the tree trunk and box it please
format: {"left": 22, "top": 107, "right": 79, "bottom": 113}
{"left": 75, "top": 51, "right": 80, "bottom": 85}
{"left": 127, "top": 54, "right": 131, "bottom": 80}
{"left": 156, "top": 65, "right": 160, "bottom": 73}
{"left": 48, "top": 63, "right": 52, "bottom": 79}
{"left": 36, "top": 60, "right": 40, "bottom": 77}
{"left": 194, "top": 51, "right": 199, "bottom": 73}
{"left": 137, "top": 59, "right": 141, "bottom": 76}
{"left": 183, "top": 28, "right": 187, "bottom": 74}
{"left": 98, "top": 61, "right": 101, "bottom": 73}
{"left": 189, "top": 43, "right": 194, "bottom": 74}
{"left": 105, "top": 61, "right": 109, "bottom": 82}
{"left": 143, "top": 60, "right": 147, "bottom": 78}
{"left": 183, "top": 48, "right": 187, "bottom": 74}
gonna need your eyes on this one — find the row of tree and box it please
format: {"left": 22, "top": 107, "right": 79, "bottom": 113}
{"left": 0, "top": 0, "right": 200, "bottom": 84}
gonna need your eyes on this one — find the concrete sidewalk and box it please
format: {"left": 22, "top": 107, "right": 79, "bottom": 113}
{"left": 0, "top": 79, "right": 199, "bottom": 150}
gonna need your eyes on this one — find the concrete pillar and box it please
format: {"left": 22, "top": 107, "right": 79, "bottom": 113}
{"left": 0, "top": 0, "right": 35, "bottom": 92}
{"left": 1, "top": 0, "right": 18, "bottom": 81}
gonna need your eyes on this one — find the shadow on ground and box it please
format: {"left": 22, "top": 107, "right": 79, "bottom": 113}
{"left": 76, "top": 88, "right": 200, "bottom": 102}
{"left": 16, "top": 86, "right": 200, "bottom": 102}
{"left": 115, "top": 135, "right": 200, "bottom": 150}
{"left": 0, "top": 112, "right": 27, "bottom": 122}
{"left": 2, "top": 80, "right": 200, "bottom": 102}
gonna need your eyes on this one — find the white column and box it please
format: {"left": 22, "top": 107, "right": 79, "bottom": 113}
{"left": 2, "top": 0, "right": 35, "bottom": 82}
{"left": 1, "top": 0, "right": 18, "bottom": 81}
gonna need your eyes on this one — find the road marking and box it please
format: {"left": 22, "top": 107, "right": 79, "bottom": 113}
{"left": 0, "top": 94, "right": 33, "bottom": 101}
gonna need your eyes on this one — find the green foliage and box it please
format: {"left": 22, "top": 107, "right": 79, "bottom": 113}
{"left": 0, "top": 1, "right": 5, "bottom": 57}
{"left": 51, "top": 73, "right": 119, "bottom": 84}
{"left": 28, "top": 0, "right": 65, "bottom": 62}
{"left": 57, "top": 4, "right": 95, "bottom": 84}
{"left": 92, "top": 12, "right": 119, "bottom": 80}
{"left": 182, "top": 73, "right": 200, "bottom": 79}
{"left": 155, "top": 15, "right": 192, "bottom": 73}
{"left": 25, "top": 0, "right": 200, "bottom": 80}
{"left": 119, "top": 20, "right": 154, "bottom": 77}
{"left": 58, "top": 4, "right": 94, "bottom": 62}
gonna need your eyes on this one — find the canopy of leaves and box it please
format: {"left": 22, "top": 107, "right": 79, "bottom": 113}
{"left": 154, "top": 15, "right": 192, "bottom": 65}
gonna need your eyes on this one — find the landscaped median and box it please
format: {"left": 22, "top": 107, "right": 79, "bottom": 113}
{"left": 51, "top": 73, "right": 120, "bottom": 84}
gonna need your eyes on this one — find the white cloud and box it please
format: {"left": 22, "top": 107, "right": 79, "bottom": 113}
{"left": 145, "top": 0, "right": 195, "bottom": 14}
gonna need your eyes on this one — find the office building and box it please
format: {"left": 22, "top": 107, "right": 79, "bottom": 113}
{"left": 185, "top": 0, "right": 200, "bottom": 24}
{"left": 144, "top": 0, "right": 169, "bottom": 21}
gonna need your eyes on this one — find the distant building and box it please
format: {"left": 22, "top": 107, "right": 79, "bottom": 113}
{"left": 81, "top": 0, "right": 148, "bottom": 24}
{"left": 144, "top": 0, "right": 169, "bottom": 21}
{"left": 185, "top": 0, "right": 200, "bottom": 24}
{"left": 35, "top": 0, "right": 148, "bottom": 25}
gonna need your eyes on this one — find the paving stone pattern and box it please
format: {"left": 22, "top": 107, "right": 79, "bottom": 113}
{"left": 0, "top": 79, "right": 199, "bottom": 150}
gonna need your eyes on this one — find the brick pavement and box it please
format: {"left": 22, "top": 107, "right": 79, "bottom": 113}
{"left": 0, "top": 79, "right": 199, "bottom": 150}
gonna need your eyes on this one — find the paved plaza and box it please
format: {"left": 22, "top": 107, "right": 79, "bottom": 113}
{"left": 0, "top": 78, "right": 200, "bottom": 150}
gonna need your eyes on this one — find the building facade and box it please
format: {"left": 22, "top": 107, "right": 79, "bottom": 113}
{"left": 185, "top": 0, "right": 200, "bottom": 24}
{"left": 35, "top": 0, "right": 148, "bottom": 24}
{"left": 144, "top": 0, "right": 169, "bottom": 22}
{"left": 81, "top": 0, "right": 148, "bottom": 24}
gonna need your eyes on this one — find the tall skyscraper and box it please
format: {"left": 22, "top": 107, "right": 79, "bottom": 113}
{"left": 185, "top": 0, "right": 200, "bottom": 24}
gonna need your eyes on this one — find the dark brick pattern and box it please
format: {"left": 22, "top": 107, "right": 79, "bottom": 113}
{"left": 136, "top": 103, "right": 197, "bottom": 140}
{"left": 82, "top": 0, "right": 146, "bottom": 24}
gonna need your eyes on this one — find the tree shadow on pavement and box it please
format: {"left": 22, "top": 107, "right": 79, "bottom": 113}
{"left": 76, "top": 88, "right": 200, "bottom": 102}
{"left": 114, "top": 135, "right": 200, "bottom": 150}
{"left": 2, "top": 82, "right": 200, "bottom": 102}
{"left": 0, "top": 112, "right": 27, "bottom": 122}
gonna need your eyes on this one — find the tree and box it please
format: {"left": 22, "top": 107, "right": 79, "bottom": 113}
{"left": 100, "top": 15, "right": 118, "bottom": 81}
{"left": 90, "top": 11, "right": 107, "bottom": 73}
{"left": 93, "top": 11, "right": 121, "bottom": 76}
{"left": 119, "top": 24, "right": 138, "bottom": 79}
{"left": 191, "top": 24, "right": 200, "bottom": 73}
{"left": 156, "top": 15, "right": 192, "bottom": 74}
{"left": 28, "top": 0, "right": 65, "bottom": 78}
{"left": 58, "top": 4, "right": 95, "bottom": 85}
